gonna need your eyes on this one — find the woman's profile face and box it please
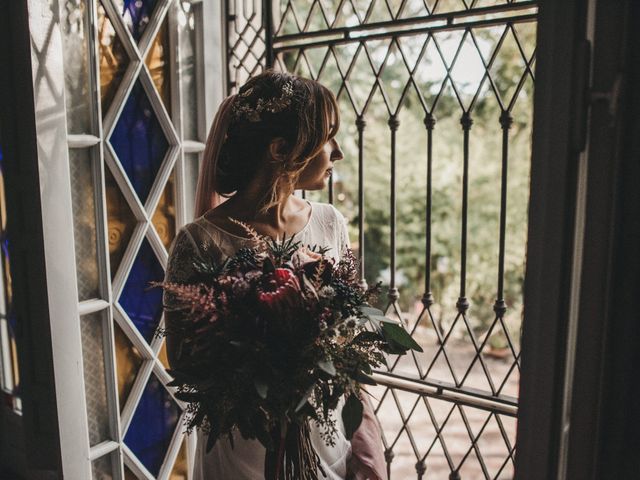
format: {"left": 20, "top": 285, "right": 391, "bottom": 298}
{"left": 295, "top": 135, "right": 344, "bottom": 191}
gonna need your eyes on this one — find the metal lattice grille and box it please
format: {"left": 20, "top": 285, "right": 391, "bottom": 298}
{"left": 227, "top": 1, "right": 536, "bottom": 478}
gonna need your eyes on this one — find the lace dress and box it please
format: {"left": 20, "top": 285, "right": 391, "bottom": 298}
{"left": 164, "top": 201, "right": 353, "bottom": 480}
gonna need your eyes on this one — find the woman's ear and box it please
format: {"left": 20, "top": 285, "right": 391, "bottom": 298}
{"left": 268, "top": 137, "right": 289, "bottom": 162}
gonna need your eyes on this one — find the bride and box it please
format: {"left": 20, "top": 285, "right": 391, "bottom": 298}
{"left": 163, "top": 70, "right": 387, "bottom": 480}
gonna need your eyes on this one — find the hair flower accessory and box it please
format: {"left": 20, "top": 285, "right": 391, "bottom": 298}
{"left": 231, "top": 79, "right": 295, "bottom": 123}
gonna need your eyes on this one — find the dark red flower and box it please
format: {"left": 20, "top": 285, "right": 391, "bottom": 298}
{"left": 258, "top": 268, "right": 301, "bottom": 311}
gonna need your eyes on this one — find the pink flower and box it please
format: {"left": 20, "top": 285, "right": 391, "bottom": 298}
{"left": 291, "top": 246, "right": 323, "bottom": 267}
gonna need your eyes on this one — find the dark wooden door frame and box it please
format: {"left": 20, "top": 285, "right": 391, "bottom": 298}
{"left": 516, "top": 0, "right": 640, "bottom": 478}
{"left": 515, "top": 0, "right": 588, "bottom": 476}
{"left": 0, "top": 0, "right": 62, "bottom": 477}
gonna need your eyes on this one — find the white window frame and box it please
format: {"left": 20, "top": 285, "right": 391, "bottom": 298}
{"left": 18, "top": 0, "right": 225, "bottom": 478}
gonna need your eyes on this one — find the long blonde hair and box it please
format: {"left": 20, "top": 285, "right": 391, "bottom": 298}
{"left": 193, "top": 70, "right": 339, "bottom": 218}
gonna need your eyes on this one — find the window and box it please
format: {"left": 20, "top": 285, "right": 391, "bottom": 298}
{"left": 226, "top": 1, "right": 537, "bottom": 477}
{"left": 55, "top": 0, "right": 217, "bottom": 477}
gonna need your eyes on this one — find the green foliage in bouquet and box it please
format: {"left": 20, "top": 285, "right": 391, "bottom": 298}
{"left": 154, "top": 220, "right": 421, "bottom": 480}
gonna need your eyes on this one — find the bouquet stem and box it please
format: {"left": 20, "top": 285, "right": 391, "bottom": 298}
{"left": 264, "top": 418, "right": 325, "bottom": 480}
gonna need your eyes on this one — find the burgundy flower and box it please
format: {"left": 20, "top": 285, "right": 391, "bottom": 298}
{"left": 258, "top": 268, "right": 301, "bottom": 311}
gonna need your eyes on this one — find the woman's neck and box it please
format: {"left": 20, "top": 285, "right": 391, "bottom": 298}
{"left": 208, "top": 177, "right": 310, "bottom": 239}
{"left": 228, "top": 193, "right": 297, "bottom": 225}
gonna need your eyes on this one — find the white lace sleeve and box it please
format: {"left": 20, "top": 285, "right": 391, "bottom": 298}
{"left": 163, "top": 226, "right": 205, "bottom": 368}
{"left": 163, "top": 227, "right": 201, "bottom": 310}
{"left": 331, "top": 204, "right": 351, "bottom": 258}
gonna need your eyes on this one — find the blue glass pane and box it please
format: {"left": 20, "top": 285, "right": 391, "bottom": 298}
{"left": 110, "top": 81, "right": 168, "bottom": 203}
{"left": 120, "top": 0, "right": 158, "bottom": 42}
{"left": 119, "top": 239, "right": 164, "bottom": 342}
{"left": 124, "top": 374, "right": 180, "bottom": 476}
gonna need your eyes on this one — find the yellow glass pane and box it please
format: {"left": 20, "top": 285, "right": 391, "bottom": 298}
{"left": 10, "top": 337, "right": 19, "bottom": 390}
{"left": 158, "top": 340, "right": 170, "bottom": 370}
{"left": 114, "top": 322, "right": 143, "bottom": 411}
{"left": 98, "top": 2, "right": 130, "bottom": 114}
{"left": 151, "top": 171, "right": 176, "bottom": 251}
{"left": 1, "top": 144, "right": 19, "bottom": 394}
{"left": 145, "top": 17, "right": 171, "bottom": 115}
{"left": 170, "top": 440, "right": 188, "bottom": 480}
{"left": 0, "top": 156, "right": 11, "bottom": 306}
{"left": 105, "top": 167, "right": 137, "bottom": 280}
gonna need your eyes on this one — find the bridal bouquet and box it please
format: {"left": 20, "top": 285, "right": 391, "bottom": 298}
{"left": 154, "top": 221, "right": 421, "bottom": 480}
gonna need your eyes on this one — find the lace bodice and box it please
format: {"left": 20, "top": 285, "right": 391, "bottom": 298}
{"left": 162, "top": 200, "right": 353, "bottom": 480}
{"left": 164, "top": 200, "right": 350, "bottom": 294}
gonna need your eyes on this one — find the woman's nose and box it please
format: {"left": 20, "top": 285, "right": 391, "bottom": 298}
{"left": 331, "top": 138, "right": 344, "bottom": 161}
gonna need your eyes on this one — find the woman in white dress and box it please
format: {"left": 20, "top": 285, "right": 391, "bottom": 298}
{"left": 164, "top": 71, "right": 387, "bottom": 480}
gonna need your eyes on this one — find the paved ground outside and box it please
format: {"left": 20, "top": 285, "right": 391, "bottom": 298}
{"left": 370, "top": 324, "right": 520, "bottom": 480}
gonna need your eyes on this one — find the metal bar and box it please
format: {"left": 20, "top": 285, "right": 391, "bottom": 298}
{"left": 387, "top": 388, "right": 421, "bottom": 459}
{"left": 272, "top": 1, "right": 537, "bottom": 44}
{"left": 356, "top": 116, "right": 366, "bottom": 285}
{"left": 452, "top": 406, "right": 493, "bottom": 478}
{"left": 496, "top": 111, "right": 512, "bottom": 301}
{"left": 272, "top": 13, "right": 538, "bottom": 53}
{"left": 457, "top": 113, "right": 472, "bottom": 312}
{"left": 458, "top": 314, "right": 501, "bottom": 387}
{"left": 371, "top": 372, "right": 518, "bottom": 416}
{"left": 419, "top": 396, "right": 455, "bottom": 473}
{"left": 423, "top": 114, "right": 435, "bottom": 302}
{"left": 225, "top": 0, "right": 236, "bottom": 92}
{"left": 497, "top": 351, "right": 521, "bottom": 395}
{"left": 375, "top": 369, "right": 517, "bottom": 409}
{"left": 420, "top": 307, "right": 459, "bottom": 383}
{"left": 263, "top": 0, "right": 274, "bottom": 67}
{"left": 388, "top": 115, "right": 399, "bottom": 299}
{"left": 328, "top": 170, "right": 334, "bottom": 204}
{"left": 422, "top": 312, "right": 462, "bottom": 386}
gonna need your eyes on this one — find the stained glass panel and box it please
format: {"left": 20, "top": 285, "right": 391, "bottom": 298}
{"left": 105, "top": 167, "right": 137, "bottom": 280}
{"left": 0, "top": 143, "right": 18, "bottom": 399}
{"left": 98, "top": 2, "right": 130, "bottom": 115}
{"left": 118, "top": 239, "right": 164, "bottom": 343}
{"left": 157, "top": 340, "right": 169, "bottom": 370}
{"left": 69, "top": 148, "right": 100, "bottom": 301}
{"left": 110, "top": 81, "right": 169, "bottom": 203}
{"left": 124, "top": 374, "right": 180, "bottom": 476}
{"left": 146, "top": 17, "right": 171, "bottom": 115}
{"left": 151, "top": 170, "right": 176, "bottom": 251}
{"left": 115, "top": 0, "right": 159, "bottom": 42}
{"left": 80, "top": 311, "right": 111, "bottom": 446}
{"left": 114, "top": 322, "right": 142, "bottom": 411}
{"left": 60, "top": 0, "right": 92, "bottom": 133}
